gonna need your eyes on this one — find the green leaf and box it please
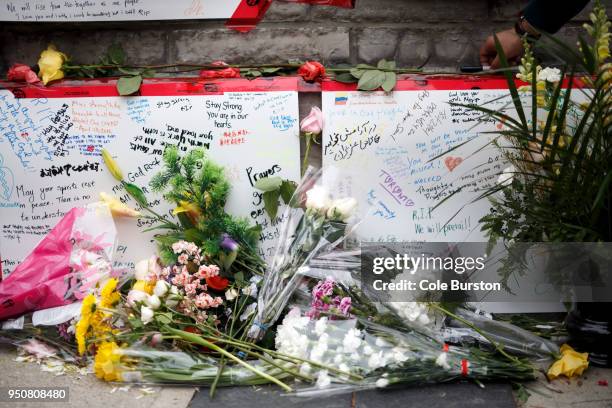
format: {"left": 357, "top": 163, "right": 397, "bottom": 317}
{"left": 184, "top": 228, "right": 206, "bottom": 243}
{"left": 233, "top": 271, "right": 245, "bottom": 284}
{"left": 262, "top": 190, "right": 280, "bottom": 219}
{"left": 377, "top": 59, "right": 396, "bottom": 70}
{"left": 118, "top": 67, "right": 141, "bottom": 75}
{"left": 141, "top": 69, "right": 156, "bottom": 78}
{"left": 117, "top": 75, "right": 142, "bottom": 96}
{"left": 262, "top": 67, "right": 282, "bottom": 74}
{"left": 123, "top": 181, "right": 148, "bottom": 207}
{"left": 350, "top": 67, "right": 365, "bottom": 79}
{"left": 254, "top": 176, "right": 282, "bottom": 192}
{"left": 155, "top": 313, "right": 173, "bottom": 325}
{"left": 279, "top": 180, "right": 297, "bottom": 204}
{"left": 334, "top": 72, "right": 358, "bottom": 83}
{"left": 107, "top": 43, "right": 125, "bottom": 65}
{"left": 381, "top": 71, "right": 397, "bottom": 92}
{"left": 357, "top": 69, "right": 386, "bottom": 91}
{"left": 244, "top": 69, "right": 262, "bottom": 78}
{"left": 493, "top": 34, "right": 527, "bottom": 130}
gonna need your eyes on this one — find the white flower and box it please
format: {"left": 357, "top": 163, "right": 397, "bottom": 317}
{"left": 153, "top": 280, "right": 170, "bottom": 297}
{"left": 305, "top": 185, "right": 331, "bottom": 213}
{"left": 127, "top": 290, "right": 148, "bottom": 308}
{"left": 537, "top": 67, "right": 562, "bottom": 83}
{"left": 375, "top": 337, "right": 391, "bottom": 348}
{"left": 134, "top": 259, "right": 149, "bottom": 280}
{"left": 310, "top": 342, "right": 328, "bottom": 363}
{"left": 342, "top": 328, "right": 362, "bottom": 353}
{"left": 363, "top": 344, "right": 374, "bottom": 355}
{"left": 326, "top": 197, "right": 357, "bottom": 222}
{"left": 314, "top": 317, "right": 328, "bottom": 336}
{"left": 435, "top": 352, "right": 451, "bottom": 370}
{"left": 368, "top": 351, "right": 386, "bottom": 369}
{"left": 391, "top": 347, "right": 410, "bottom": 364}
{"left": 498, "top": 166, "right": 515, "bottom": 187}
{"left": 166, "top": 286, "right": 180, "bottom": 308}
{"left": 146, "top": 295, "right": 161, "bottom": 310}
{"left": 225, "top": 288, "right": 238, "bottom": 301}
{"left": 376, "top": 378, "right": 390, "bottom": 388}
{"left": 140, "top": 306, "right": 154, "bottom": 324}
{"left": 315, "top": 370, "right": 331, "bottom": 389}
{"left": 300, "top": 363, "right": 312, "bottom": 375}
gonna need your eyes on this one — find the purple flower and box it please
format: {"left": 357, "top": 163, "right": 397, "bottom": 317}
{"left": 220, "top": 233, "right": 239, "bottom": 252}
{"left": 339, "top": 297, "right": 352, "bottom": 316}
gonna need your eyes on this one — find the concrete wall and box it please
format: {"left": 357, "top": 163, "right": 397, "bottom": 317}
{"left": 1, "top": 0, "right": 610, "bottom": 167}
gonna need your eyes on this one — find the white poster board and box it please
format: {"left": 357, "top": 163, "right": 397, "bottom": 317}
{"left": 0, "top": 0, "right": 264, "bottom": 22}
{"left": 321, "top": 78, "right": 569, "bottom": 312}
{"left": 0, "top": 78, "right": 300, "bottom": 276}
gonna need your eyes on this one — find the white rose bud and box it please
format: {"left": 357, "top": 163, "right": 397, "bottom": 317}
{"left": 326, "top": 197, "right": 357, "bottom": 222}
{"left": 141, "top": 306, "right": 154, "bottom": 324}
{"left": 166, "top": 285, "right": 180, "bottom": 308}
{"left": 127, "top": 290, "right": 148, "bottom": 308}
{"left": 153, "top": 280, "right": 170, "bottom": 297}
{"left": 134, "top": 259, "right": 149, "bottom": 280}
{"left": 146, "top": 295, "right": 161, "bottom": 310}
{"left": 305, "top": 185, "right": 331, "bottom": 213}
{"left": 225, "top": 288, "right": 238, "bottom": 301}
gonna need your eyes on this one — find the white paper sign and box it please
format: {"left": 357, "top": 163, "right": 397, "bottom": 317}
{"left": 0, "top": 84, "right": 300, "bottom": 276}
{"left": 1, "top": 0, "right": 245, "bottom": 22}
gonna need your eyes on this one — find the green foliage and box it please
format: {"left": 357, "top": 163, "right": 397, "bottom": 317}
{"left": 450, "top": 1, "right": 612, "bottom": 289}
{"left": 336, "top": 59, "right": 399, "bottom": 91}
{"left": 149, "top": 146, "right": 265, "bottom": 273}
{"left": 254, "top": 178, "right": 298, "bottom": 220}
{"left": 117, "top": 75, "right": 142, "bottom": 95}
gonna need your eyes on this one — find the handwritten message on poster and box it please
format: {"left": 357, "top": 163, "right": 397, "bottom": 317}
{"left": 0, "top": 81, "right": 300, "bottom": 276}
{"left": 321, "top": 82, "right": 518, "bottom": 243}
{"left": 1, "top": 0, "right": 249, "bottom": 22}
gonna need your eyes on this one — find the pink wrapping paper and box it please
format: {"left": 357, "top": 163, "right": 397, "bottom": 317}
{"left": 0, "top": 203, "right": 116, "bottom": 321}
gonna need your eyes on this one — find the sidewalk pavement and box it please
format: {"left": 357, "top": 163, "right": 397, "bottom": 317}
{"left": 1, "top": 345, "right": 611, "bottom": 408}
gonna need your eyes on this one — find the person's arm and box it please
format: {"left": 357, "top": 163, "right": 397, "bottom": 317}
{"left": 523, "top": 0, "right": 591, "bottom": 33}
{"left": 479, "top": 0, "right": 591, "bottom": 69}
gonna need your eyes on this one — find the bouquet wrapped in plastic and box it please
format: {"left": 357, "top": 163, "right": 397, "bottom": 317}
{"left": 0, "top": 203, "right": 117, "bottom": 321}
{"left": 249, "top": 167, "right": 360, "bottom": 340}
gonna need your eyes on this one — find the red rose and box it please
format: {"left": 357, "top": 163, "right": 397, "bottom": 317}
{"left": 206, "top": 275, "right": 229, "bottom": 291}
{"left": 298, "top": 61, "right": 326, "bottom": 82}
{"left": 199, "top": 61, "right": 241, "bottom": 79}
{"left": 7, "top": 63, "right": 40, "bottom": 84}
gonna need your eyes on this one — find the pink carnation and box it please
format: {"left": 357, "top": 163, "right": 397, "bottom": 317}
{"left": 177, "top": 254, "right": 189, "bottom": 265}
{"left": 198, "top": 264, "right": 220, "bottom": 279}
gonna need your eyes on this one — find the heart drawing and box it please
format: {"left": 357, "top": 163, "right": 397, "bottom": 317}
{"left": 444, "top": 156, "right": 463, "bottom": 172}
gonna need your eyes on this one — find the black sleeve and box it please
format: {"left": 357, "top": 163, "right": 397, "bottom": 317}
{"left": 523, "top": 0, "right": 591, "bottom": 33}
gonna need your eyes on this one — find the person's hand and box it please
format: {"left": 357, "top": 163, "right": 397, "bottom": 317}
{"left": 480, "top": 28, "right": 524, "bottom": 69}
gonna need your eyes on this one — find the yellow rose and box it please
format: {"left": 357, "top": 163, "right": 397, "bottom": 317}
{"left": 547, "top": 344, "right": 589, "bottom": 380}
{"left": 37, "top": 45, "right": 67, "bottom": 85}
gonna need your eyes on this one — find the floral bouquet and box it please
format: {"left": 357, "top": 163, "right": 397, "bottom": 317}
{"left": 248, "top": 167, "right": 360, "bottom": 340}
{"left": 0, "top": 202, "right": 117, "bottom": 321}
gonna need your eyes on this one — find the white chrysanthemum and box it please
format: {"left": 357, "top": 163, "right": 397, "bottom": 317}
{"left": 310, "top": 342, "right": 328, "bottom": 363}
{"left": 435, "top": 352, "right": 451, "bottom": 370}
{"left": 342, "top": 328, "right": 362, "bottom": 353}
{"left": 375, "top": 337, "right": 391, "bottom": 348}
{"left": 391, "top": 347, "right": 410, "bottom": 364}
{"left": 368, "top": 351, "right": 386, "bottom": 369}
{"left": 363, "top": 344, "right": 374, "bottom": 355}
{"left": 316, "top": 370, "right": 331, "bottom": 389}
{"left": 376, "top": 378, "right": 390, "bottom": 388}
{"left": 314, "top": 317, "right": 328, "bottom": 337}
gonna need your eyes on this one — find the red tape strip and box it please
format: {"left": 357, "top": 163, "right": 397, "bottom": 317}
{"left": 225, "top": 0, "right": 273, "bottom": 32}
{"left": 461, "top": 359, "right": 469, "bottom": 376}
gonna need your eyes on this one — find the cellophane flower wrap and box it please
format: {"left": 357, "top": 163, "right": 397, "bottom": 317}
{"left": 249, "top": 167, "right": 360, "bottom": 340}
{"left": 0, "top": 202, "right": 116, "bottom": 320}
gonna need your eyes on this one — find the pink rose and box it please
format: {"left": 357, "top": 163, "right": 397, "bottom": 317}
{"left": 300, "top": 106, "right": 323, "bottom": 134}
{"left": 7, "top": 63, "right": 40, "bottom": 84}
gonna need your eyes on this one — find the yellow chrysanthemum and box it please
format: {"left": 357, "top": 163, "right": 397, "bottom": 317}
{"left": 100, "top": 278, "right": 121, "bottom": 309}
{"left": 94, "top": 341, "right": 124, "bottom": 382}
{"left": 76, "top": 294, "right": 97, "bottom": 355}
{"left": 547, "top": 344, "right": 589, "bottom": 380}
